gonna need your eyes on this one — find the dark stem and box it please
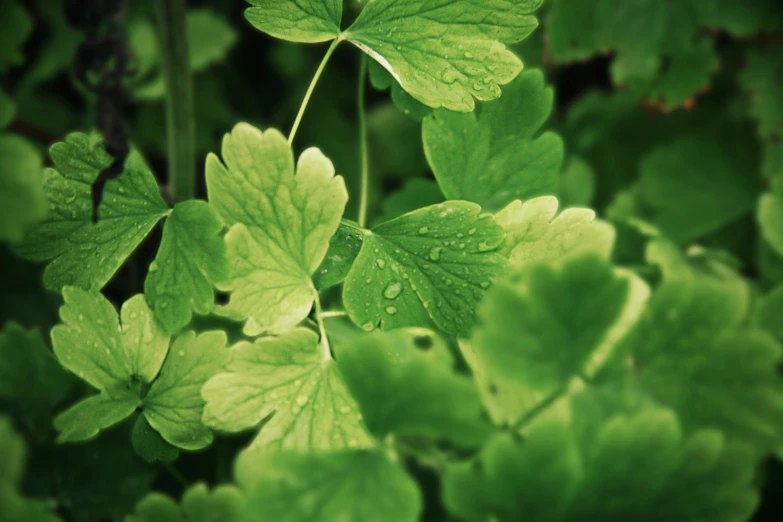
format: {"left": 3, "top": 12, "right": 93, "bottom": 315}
{"left": 155, "top": 0, "right": 195, "bottom": 202}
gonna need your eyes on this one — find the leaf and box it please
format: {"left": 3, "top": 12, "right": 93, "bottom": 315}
{"left": 336, "top": 328, "right": 491, "bottom": 446}
{"left": 559, "top": 156, "right": 595, "bottom": 208}
{"left": 0, "top": 88, "right": 14, "bottom": 129}
{"left": 0, "top": 134, "right": 47, "bottom": 243}
{"left": 423, "top": 70, "right": 563, "bottom": 210}
{"left": 628, "top": 276, "right": 783, "bottom": 455}
{"left": 127, "top": 484, "right": 244, "bottom": 522}
{"left": 444, "top": 394, "right": 759, "bottom": 522}
{"left": 51, "top": 288, "right": 227, "bottom": 449}
{"left": 753, "top": 286, "right": 783, "bottom": 346}
{"left": 245, "top": 0, "right": 343, "bottom": 43}
{"left": 313, "top": 222, "right": 364, "bottom": 290}
{"left": 131, "top": 415, "right": 180, "bottom": 464}
{"left": 0, "top": 416, "right": 63, "bottom": 522}
{"left": 144, "top": 200, "right": 229, "bottom": 334}
{"left": 739, "top": 44, "right": 783, "bottom": 178}
{"left": 376, "top": 178, "right": 444, "bottom": 224}
{"left": 343, "top": 201, "right": 506, "bottom": 337}
{"left": 368, "top": 61, "right": 433, "bottom": 121}
{"left": 0, "top": 322, "right": 75, "bottom": 425}
{"left": 638, "top": 136, "right": 761, "bottom": 244}
{"left": 142, "top": 331, "right": 230, "bottom": 450}
{"left": 344, "top": 0, "right": 543, "bottom": 111}
{"left": 13, "top": 132, "right": 169, "bottom": 291}
{"left": 206, "top": 124, "right": 348, "bottom": 335}
{"left": 202, "top": 328, "right": 373, "bottom": 450}
{"left": 0, "top": 0, "right": 33, "bottom": 73}
{"left": 496, "top": 196, "right": 615, "bottom": 271}
{"left": 464, "top": 255, "right": 649, "bottom": 425}
{"left": 236, "top": 448, "right": 421, "bottom": 522}
{"left": 759, "top": 177, "right": 783, "bottom": 257}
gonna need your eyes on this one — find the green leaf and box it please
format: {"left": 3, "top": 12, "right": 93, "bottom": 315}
{"left": 740, "top": 44, "right": 783, "bottom": 178}
{"left": 0, "top": 89, "right": 14, "bottom": 129}
{"left": 313, "top": 222, "right": 364, "bottom": 290}
{"left": 0, "top": 416, "right": 63, "bottom": 522}
{"left": 0, "top": 322, "right": 75, "bottom": 425}
{"left": 638, "top": 136, "right": 761, "bottom": 244}
{"left": 127, "top": 484, "right": 244, "bottom": 522}
{"left": 759, "top": 177, "right": 783, "bottom": 257}
{"left": 244, "top": 0, "right": 343, "bottom": 43}
{"left": 337, "top": 328, "right": 491, "bottom": 446}
{"left": 423, "top": 70, "right": 563, "bottom": 209}
{"left": 236, "top": 448, "right": 421, "bottom": 522}
{"left": 444, "top": 394, "right": 759, "bottom": 522}
{"left": 0, "top": 1, "right": 33, "bottom": 73}
{"left": 51, "top": 288, "right": 227, "bottom": 449}
{"left": 558, "top": 156, "right": 595, "bottom": 208}
{"left": 629, "top": 276, "right": 783, "bottom": 455}
{"left": 202, "top": 328, "right": 373, "bottom": 450}
{"left": 464, "top": 255, "right": 649, "bottom": 425}
{"left": 343, "top": 201, "right": 506, "bottom": 337}
{"left": 754, "top": 286, "right": 783, "bottom": 346}
{"left": 142, "top": 331, "right": 230, "bottom": 450}
{"left": 496, "top": 196, "right": 615, "bottom": 271}
{"left": 376, "top": 178, "right": 444, "bottom": 225}
{"left": 344, "top": 0, "right": 543, "bottom": 111}
{"left": 144, "top": 200, "right": 229, "bottom": 334}
{"left": 131, "top": 415, "right": 180, "bottom": 464}
{"left": 206, "top": 124, "right": 348, "bottom": 335}
{"left": 27, "top": 426, "right": 155, "bottom": 522}
{"left": 13, "top": 132, "right": 169, "bottom": 291}
{"left": 0, "top": 134, "right": 47, "bottom": 243}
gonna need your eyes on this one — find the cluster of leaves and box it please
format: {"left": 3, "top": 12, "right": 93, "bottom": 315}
{"left": 1, "top": 0, "right": 783, "bottom": 521}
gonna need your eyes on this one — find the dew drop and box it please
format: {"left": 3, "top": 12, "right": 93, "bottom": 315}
{"left": 383, "top": 281, "right": 403, "bottom": 299}
{"left": 464, "top": 51, "right": 474, "bottom": 59}
{"left": 149, "top": 262, "right": 159, "bottom": 273}
{"left": 468, "top": 228, "right": 477, "bottom": 235}
{"left": 361, "top": 322, "right": 375, "bottom": 332}
{"left": 376, "top": 259, "right": 386, "bottom": 269}
{"left": 385, "top": 306, "right": 398, "bottom": 315}
{"left": 429, "top": 247, "right": 442, "bottom": 261}
{"left": 178, "top": 350, "right": 185, "bottom": 357}
{"left": 418, "top": 226, "right": 429, "bottom": 235}
{"left": 480, "top": 282, "right": 491, "bottom": 289}
{"left": 295, "top": 395, "right": 308, "bottom": 407}
{"left": 478, "top": 240, "right": 492, "bottom": 252}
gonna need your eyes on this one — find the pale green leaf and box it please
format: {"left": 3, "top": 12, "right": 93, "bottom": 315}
{"left": 0, "top": 416, "right": 63, "bottom": 522}
{"left": 236, "top": 448, "right": 421, "bottom": 522}
{"left": 345, "top": 0, "right": 543, "bottom": 111}
{"left": 343, "top": 202, "right": 506, "bottom": 337}
{"left": 54, "top": 392, "right": 139, "bottom": 444}
{"left": 336, "top": 328, "right": 491, "bottom": 446}
{"left": 206, "top": 124, "right": 348, "bottom": 335}
{"left": 144, "top": 200, "right": 229, "bottom": 334}
{"left": 202, "top": 328, "right": 373, "bottom": 450}
{"left": 496, "top": 196, "right": 615, "bottom": 271}
{"left": 13, "top": 132, "right": 169, "bottom": 291}
{"left": 245, "top": 0, "right": 343, "bottom": 43}
{"left": 629, "top": 277, "right": 783, "bottom": 455}
{"left": 444, "top": 394, "right": 759, "bottom": 522}
{"left": 0, "top": 134, "right": 47, "bottom": 243}
{"left": 143, "top": 331, "right": 229, "bottom": 450}
{"left": 127, "top": 484, "right": 244, "bottom": 522}
{"left": 464, "top": 255, "right": 649, "bottom": 425}
{"left": 423, "top": 70, "right": 563, "bottom": 209}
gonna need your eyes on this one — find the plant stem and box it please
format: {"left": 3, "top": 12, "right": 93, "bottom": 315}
{"left": 156, "top": 0, "right": 195, "bottom": 202}
{"left": 311, "top": 286, "right": 332, "bottom": 362}
{"left": 162, "top": 461, "right": 189, "bottom": 489}
{"left": 289, "top": 39, "right": 341, "bottom": 145}
{"left": 320, "top": 310, "right": 348, "bottom": 319}
{"left": 357, "top": 54, "right": 370, "bottom": 227}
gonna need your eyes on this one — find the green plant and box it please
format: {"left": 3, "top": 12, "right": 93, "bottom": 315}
{"left": 2, "top": 0, "right": 783, "bottom": 521}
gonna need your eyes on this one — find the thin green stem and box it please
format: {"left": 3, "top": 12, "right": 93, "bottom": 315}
{"left": 311, "top": 287, "right": 332, "bottom": 362}
{"left": 289, "top": 39, "right": 342, "bottom": 145}
{"left": 162, "top": 461, "right": 189, "bottom": 489}
{"left": 357, "top": 54, "right": 370, "bottom": 227}
{"left": 320, "top": 310, "right": 348, "bottom": 319}
{"left": 155, "top": 0, "right": 195, "bottom": 202}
